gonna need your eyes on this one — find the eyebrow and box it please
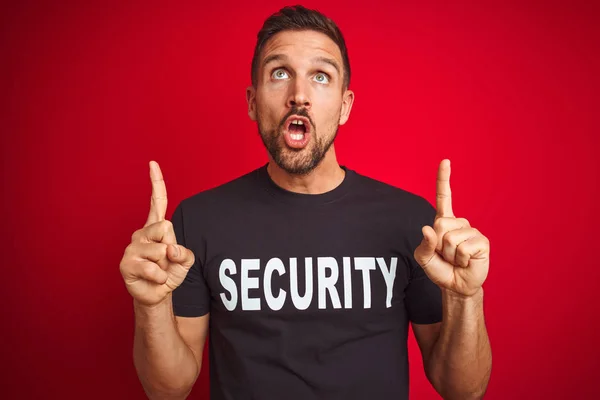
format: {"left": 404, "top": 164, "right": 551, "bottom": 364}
{"left": 263, "top": 54, "right": 341, "bottom": 76}
{"left": 313, "top": 56, "right": 341, "bottom": 76}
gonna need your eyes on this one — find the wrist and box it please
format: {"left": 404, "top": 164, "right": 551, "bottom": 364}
{"left": 134, "top": 293, "right": 173, "bottom": 317}
{"left": 442, "top": 287, "right": 484, "bottom": 303}
{"left": 441, "top": 287, "right": 485, "bottom": 322}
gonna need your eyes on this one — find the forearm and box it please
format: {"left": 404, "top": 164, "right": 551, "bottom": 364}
{"left": 428, "top": 288, "right": 492, "bottom": 400}
{"left": 133, "top": 293, "right": 198, "bottom": 399}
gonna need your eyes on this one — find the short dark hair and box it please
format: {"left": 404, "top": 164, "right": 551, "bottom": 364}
{"left": 251, "top": 5, "right": 351, "bottom": 90}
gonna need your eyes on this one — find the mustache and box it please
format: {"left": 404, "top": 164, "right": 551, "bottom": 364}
{"left": 278, "top": 107, "right": 315, "bottom": 130}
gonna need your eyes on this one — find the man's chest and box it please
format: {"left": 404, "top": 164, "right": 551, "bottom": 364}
{"left": 192, "top": 210, "right": 414, "bottom": 316}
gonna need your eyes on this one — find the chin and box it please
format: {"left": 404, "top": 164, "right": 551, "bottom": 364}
{"left": 274, "top": 150, "right": 323, "bottom": 175}
{"left": 259, "top": 125, "right": 336, "bottom": 176}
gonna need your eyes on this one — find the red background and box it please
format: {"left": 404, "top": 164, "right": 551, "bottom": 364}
{"left": 2, "top": 0, "right": 599, "bottom": 398}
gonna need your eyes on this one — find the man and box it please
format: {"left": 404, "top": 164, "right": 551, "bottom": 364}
{"left": 119, "top": 5, "right": 492, "bottom": 400}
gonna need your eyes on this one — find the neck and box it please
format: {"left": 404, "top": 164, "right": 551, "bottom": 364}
{"left": 266, "top": 146, "right": 345, "bottom": 195}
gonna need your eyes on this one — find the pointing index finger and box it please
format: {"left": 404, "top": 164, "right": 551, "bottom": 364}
{"left": 145, "top": 160, "right": 168, "bottom": 227}
{"left": 436, "top": 159, "right": 454, "bottom": 218}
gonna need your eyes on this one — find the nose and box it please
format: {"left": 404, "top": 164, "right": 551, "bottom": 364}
{"left": 286, "top": 78, "right": 311, "bottom": 109}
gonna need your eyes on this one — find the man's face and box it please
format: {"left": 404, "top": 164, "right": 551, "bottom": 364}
{"left": 247, "top": 30, "right": 354, "bottom": 175}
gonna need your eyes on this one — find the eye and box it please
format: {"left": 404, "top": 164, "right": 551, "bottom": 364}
{"left": 314, "top": 73, "right": 330, "bottom": 84}
{"left": 272, "top": 69, "right": 289, "bottom": 80}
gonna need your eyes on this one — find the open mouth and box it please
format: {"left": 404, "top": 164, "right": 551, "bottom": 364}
{"left": 283, "top": 115, "right": 311, "bottom": 149}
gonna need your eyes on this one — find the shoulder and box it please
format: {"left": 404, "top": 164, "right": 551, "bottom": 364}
{"left": 175, "top": 165, "right": 264, "bottom": 215}
{"left": 348, "top": 167, "right": 435, "bottom": 217}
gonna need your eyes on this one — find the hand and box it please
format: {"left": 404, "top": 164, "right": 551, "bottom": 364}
{"left": 119, "top": 161, "right": 196, "bottom": 306}
{"left": 414, "top": 159, "right": 490, "bottom": 297}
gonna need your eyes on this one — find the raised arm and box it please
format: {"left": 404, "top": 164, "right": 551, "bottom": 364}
{"left": 120, "top": 161, "right": 208, "bottom": 399}
{"left": 413, "top": 159, "right": 492, "bottom": 399}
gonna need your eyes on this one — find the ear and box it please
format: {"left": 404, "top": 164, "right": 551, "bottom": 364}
{"left": 246, "top": 86, "right": 257, "bottom": 121}
{"left": 338, "top": 89, "right": 355, "bottom": 126}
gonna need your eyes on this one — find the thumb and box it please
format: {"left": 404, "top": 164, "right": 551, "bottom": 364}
{"left": 167, "top": 244, "right": 195, "bottom": 269}
{"left": 414, "top": 225, "right": 438, "bottom": 267}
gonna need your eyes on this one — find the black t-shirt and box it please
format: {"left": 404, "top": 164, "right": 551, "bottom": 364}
{"left": 171, "top": 164, "right": 442, "bottom": 400}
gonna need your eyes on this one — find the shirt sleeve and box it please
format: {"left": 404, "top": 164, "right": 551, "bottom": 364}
{"left": 404, "top": 200, "right": 442, "bottom": 324}
{"left": 171, "top": 201, "right": 211, "bottom": 317}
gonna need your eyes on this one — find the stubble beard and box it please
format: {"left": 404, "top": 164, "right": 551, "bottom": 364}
{"left": 257, "top": 109, "right": 339, "bottom": 176}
